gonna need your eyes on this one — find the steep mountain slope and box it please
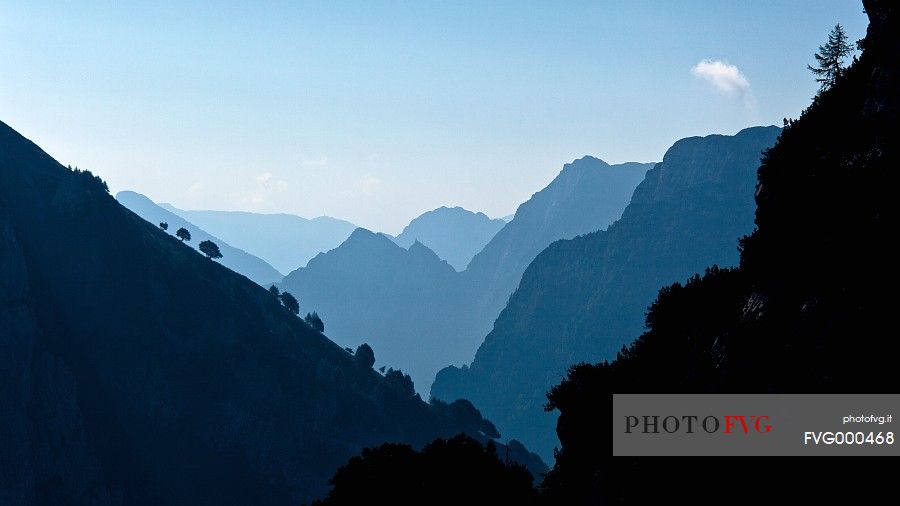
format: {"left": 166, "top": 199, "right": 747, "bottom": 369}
{"left": 392, "top": 206, "right": 505, "bottom": 271}
{"left": 117, "top": 191, "right": 283, "bottom": 286}
{"left": 542, "top": 1, "right": 897, "bottom": 502}
{"left": 0, "top": 120, "right": 532, "bottom": 504}
{"left": 279, "top": 229, "right": 469, "bottom": 392}
{"left": 281, "top": 158, "right": 651, "bottom": 393}
{"left": 462, "top": 159, "right": 653, "bottom": 331}
{"left": 159, "top": 204, "right": 357, "bottom": 273}
{"left": 432, "top": 127, "right": 781, "bottom": 460}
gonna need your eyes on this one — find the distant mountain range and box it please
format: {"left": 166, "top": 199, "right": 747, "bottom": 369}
{"left": 158, "top": 204, "right": 357, "bottom": 273}
{"left": 280, "top": 158, "right": 652, "bottom": 392}
{"left": 117, "top": 191, "right": 284, "bottom": 285}
{"left": 431, "top": 126, "right": 782, "bottom": 460}
{"left": 391, "top": 206, "right": 506, "bottom": 271}
{"left": 461, "top": 158, "right": 654, "bottom": 336}
{"left": 0, "top": 120, "right": 542, "bottom": 504}
{"left": 280, "top": 229, "right": 466, "bottom": 392}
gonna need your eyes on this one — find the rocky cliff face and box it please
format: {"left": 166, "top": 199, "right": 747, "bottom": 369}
{"left": 432, "top": 127, "right": 780, "bottom": 460}
{"left": 0, "top": 214, "right": 114, "bottom": 505}
{"left": 461, "top": 158, "right": 652, "bottom": 335}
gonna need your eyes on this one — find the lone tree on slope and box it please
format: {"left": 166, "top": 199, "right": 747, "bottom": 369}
{"left": 159, "top": 222, "right": 168, "bottom": 231}
{"left": 176, "top": 227, "right": 191, "bottom": 242}
{"left": 305, "top": 311, "right": 325, "bottom": 333}
{"left": 279, "top": 291, "right": 300, "bottom": 315}
{"left": 355, "top": 343, "right": 375, "bottom": 369}
{"left": 199, "top": 240, "right": 223, "bottom": 260}
{"left": 808, "top": 24, "right": 853, "bottom": 92}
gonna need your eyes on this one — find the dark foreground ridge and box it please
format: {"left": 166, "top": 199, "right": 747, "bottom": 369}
{"left": 0, "top": 120, "right": 542, "bottom": 504}
{"left": 542, "top": 0, "right": 898, "bottom": 502}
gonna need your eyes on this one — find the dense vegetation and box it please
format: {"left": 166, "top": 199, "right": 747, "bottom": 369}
{"left": 541, "top": 0, "right": 897, "bottom": 502}
{"left": 314, "top": 435, "right": 540, "bottom": 505}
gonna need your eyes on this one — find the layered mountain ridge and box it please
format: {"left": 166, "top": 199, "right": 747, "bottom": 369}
{"left": 158, "top": 204, "right": 357, "bottom": 273}
{"left": 391, "top": 206, "right": 506, "bottom": 271}
{"left": 0, "top": 120, "right": 541, "bottom": 505}
{"left": 117, "top": 191, "right": 284, "bottom": 285}
{"left": 280, "top": 159, "right": 652, "bottom": 391}
{"left": 432, "top": 126, "right": 781, "bottom": 460}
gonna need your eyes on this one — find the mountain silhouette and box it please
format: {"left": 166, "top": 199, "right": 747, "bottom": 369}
{"left": 117, "top": 191, "right": 284, "bottom": 285}
{"left": 392, "top": 206, "right": 505, "bottom": 271}
{"left": 461, "top": 159, "right": 653, "bottom": 338}
{"left": 279, "top": 228, "right": 467, "bottom": 392}
{"left": 0, "top": 120, "right": 540, "bottom": 504}
{"left": 432, "top": 127, "right": 781, "bottom": 460}
{"left": 159, "top": 204, "right": 357, "bottom": 273}
{"left": 280, "top": 158, "right": 650, "bottom": 392}
{"left": 541, "top": 2, "right": 898, "bottom": 502}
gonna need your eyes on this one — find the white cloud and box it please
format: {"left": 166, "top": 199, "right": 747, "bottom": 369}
{"left": 245, "top": 171, "right": 287, "bottom": 206}
{"left": 691, "top": 59, "right": 751, "bottom": 97}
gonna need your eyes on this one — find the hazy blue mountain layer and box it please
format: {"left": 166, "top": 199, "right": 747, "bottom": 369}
{"left": 461, "top": 159, "right": 654, "bottom": 335}
{"left": 0, "top": 120, "right": 542, "bottom": 504}
{"left": 392, "top": 206, "right": 505, "bottom": 271}
{"left": 280, "top": 229, "right": 467, "bottom": 393}
{"left": 280, "top": 159, "right": 651, "bottom": 392}
{"left": 159, "top": 204, "right": 357, "bottom": 273}
{"left": 117, "top": 191, "right": 284, "bottom": 285}
{"left": 432, "top": 127, "right": 781, "bottom": 460}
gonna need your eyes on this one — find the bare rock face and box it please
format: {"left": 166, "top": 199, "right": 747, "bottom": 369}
{"left": 0, "top": 214, "right": 114, "bottom": 505}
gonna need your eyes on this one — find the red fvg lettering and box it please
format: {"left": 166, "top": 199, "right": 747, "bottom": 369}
{"left": 724, "top": 415, "right": 772, "bottom": 434}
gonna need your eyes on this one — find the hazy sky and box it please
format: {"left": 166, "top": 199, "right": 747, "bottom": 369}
{"left": 1, "top": 1, "right": 868, "bottom": 233}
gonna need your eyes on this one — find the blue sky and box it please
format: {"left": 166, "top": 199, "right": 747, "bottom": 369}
{"left": 1, "top": 1, "right": 868, "bottom": 233}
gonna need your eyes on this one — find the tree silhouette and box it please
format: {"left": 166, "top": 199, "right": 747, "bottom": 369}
{"left": 384, "top": 368, "right": 415, "bottom": 397}
{"left": 199, "top": 240, "right": 223, "bottom": 259}
{"left": 808, "top": 24, "right": 852, "bottom": 92}
{"left": 268, "top": 285, "right": 280, "bottom": 297}
{"left": 68, "top": 165, "right": 109, "bottom": 193}
{"left": 279, "top": 291, "right": 299, "bottom": 315}
{"left": 159, "top": 222, "right": 168, "bottom": 231}
{"left": 305, "top": 311, "right": 325, "bottom": 333}
{"left": 355, "top": 343, "right": 375, "bottom": 369}
{"left": 315, "top": 434, "right": 538, "bottom": 505}
{"left": 176, "top": 227, "right": 191, "bottom": 242}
